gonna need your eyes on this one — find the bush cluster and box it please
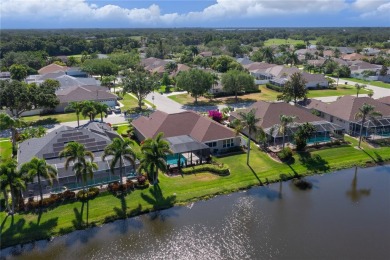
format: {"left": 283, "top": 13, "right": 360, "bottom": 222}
{"left": 25, "top": 190, "right": 76, "bottom": 211}
{"left": 182, "top": 164, "right": 230, "bottom": 176}
{"left": 265, "top": 83, "right": 283, "bottom": 92}
{"left": 76, "top": 187, "right": 100, "bottom": 201}
{"left": 107, "top": 180, "right": 135, "bottom": 194}
{"left": 277, "top": 147, "right": 293, "bottom": 161}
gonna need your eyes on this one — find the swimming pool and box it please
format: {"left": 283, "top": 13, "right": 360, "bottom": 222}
{"left": 166, "top": 154, "right": 187, "bottom": 166}
{"left": 307, "top": 136, "right": 331, "bottom": 144}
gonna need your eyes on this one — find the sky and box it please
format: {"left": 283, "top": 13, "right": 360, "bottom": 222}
{"left": 1, "top": 0, "right": 389, "bottom": 29}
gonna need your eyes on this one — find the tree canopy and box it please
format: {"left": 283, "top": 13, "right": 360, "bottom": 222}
{"left": 278, "top": 72, "right": 308, "bottom": 104}
{"left": 81, "top": 59, "right": 119, "bottom": 79}
{"left": 221, "top": 70, "right": 256, "bottom": 102}
{"left": 175, "top": 69, "right": 213, "bottom": 104}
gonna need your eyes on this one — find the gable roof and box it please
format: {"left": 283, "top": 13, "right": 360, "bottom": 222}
{"left": 38, "top": 63, "right": 69, "bottom": 75}
{"left": 56, "top": 85, "right": 117, "bottom": 104}
{"left": 244, "top": 62, "right": 277, "bottom": 72}
{"left": 306, "top": 96, "right": 390, "bottom": 121}
{"left": 132, "top": 110, "right": 236, "bottom": 142}
{"left": 377, "top": 96, "right": 390, "bottom": 106}
{"left": 342, "top": 53, "right": 367, "bottom": 61}
{"left": 231, "top": 101, "right": 324, "bottom": 129}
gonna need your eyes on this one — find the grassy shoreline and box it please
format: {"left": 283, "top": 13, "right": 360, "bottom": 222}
{"left": 1, "top": 135, "right": 390, "bottom": 249}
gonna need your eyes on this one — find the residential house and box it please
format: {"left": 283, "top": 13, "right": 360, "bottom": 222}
{"left": 132, "top": 110, "right": 240, "bottom": 156}
{"left": 18, "top": 122, "right": 135, "bottom": 196}
{"left": 0, "top": 72, "right": 11, "bottom": 80}
{"left": 362, "top": 48, "right": 381, "bottom": 56}
{"left": 342, "top": 53, "right": 367, "bottom": 61}
{"left": 230, "top": 101, "right": 343, "bottom": 146}
{"left": 336, "top": 47, "right": 356, "bottom": 54}
{"left": 38, "top": 63, "right": 69, "bottom": 75}
{"left": 349, "top": 61, "right": 382, "bottom": 79}
{"left": 198, "top": 51, "right": 213, "bottom": 57}
{"left": 305, "top": 96, "right": 390, "bottom": 137}
{"left": 377, "top": 96, "right": 390, "bottom": 106}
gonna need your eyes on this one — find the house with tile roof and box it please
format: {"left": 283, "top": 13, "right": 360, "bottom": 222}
{"left": 377, "top": 96, "right": 390, "bottom": 106}
{"left": 38, "top": 63, "right": 69, "bottom": 75}
{"left": 132, "top": 110, "right": 240, "bottom": 155}
{"left": 230, "top": 101, "right": 343, "bottom": 146}
{"left": 18, "top": 122, "right": 135, "bottom": 195}
{"left": 305, "top": 96, "right": 390, "bottom": 137}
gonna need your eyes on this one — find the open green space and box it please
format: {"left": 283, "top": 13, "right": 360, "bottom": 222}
{"left": 340, "top": 78, "right": 390, "bottom": 89}
{"left": 0, "top": 139, "right": 12, "bottom": 160}
{"left": 307, "top": 85, "right": 370, "bottom": 98}
{"left": 121, "top": 93, "right": 150, "bottom": 111}
{"left": 2, "top": 134, "right": 390, "bottom": 248}
{"left": 264, "top": 38, "right": 317, "bottom": 46}
{"left": 21, "top": 113, "right": 79, "bottom": 125}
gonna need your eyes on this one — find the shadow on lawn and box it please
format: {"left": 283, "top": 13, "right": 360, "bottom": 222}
{"left": 1, "top": 217, "right": 59, "bottom": 248}
{"left": 28, "top": 117, "right": 60, "bottom": 126}
{"left": 248, "top": 164, "right": 262, "bottom": 185}
{"left": 113, "top": 194, "right": 128, "bottom": 219}
{"left": 298, "top": 152, "right": 329, "bottom": 173}
{"left": 141, "top": 184, "right": 176, "bottom": 212}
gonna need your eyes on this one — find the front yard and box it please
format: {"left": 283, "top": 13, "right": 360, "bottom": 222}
{"left": 340, "top": 78, "right": 390, "bottom": 89}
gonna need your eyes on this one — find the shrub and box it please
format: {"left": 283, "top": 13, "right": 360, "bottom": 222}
{"left": 76, "top": 187, "right": 99, "bottom": 201}
{"left": 293, "top": 178, "right": 313, "bottom": 190}
{"left": 265, "top": 83, "right": 283, "bottom": 92}
{"left": 208, "top": 110, "right": 223, "bottom": 122}
{"left": 182, "top": 164, "right": 230, "bottom": 176}
{"left": 277, "top": 147, "right": 293, "bottom": 161}
{"left": 62, "top": 190, "right": 76, "bottom": 200}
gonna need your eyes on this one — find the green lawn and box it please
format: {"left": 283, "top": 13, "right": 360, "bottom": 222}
{"left": 307, "top": 85, "right": 370, "bottom": 98}
{"left": 264, "top": 38, "right": 317, "bottom": 46}
{"left": 21, "top": 113, "right": 79, "bottom": 125}
{"left": 2, "top": 134, "right": 390, "bottom": 248}
{"left": 0, "top": 139, "right": 12, "bottom": 160}
{"left": 121, "top": 94, "right": 149, "bottom": 111}
{"left": 340, "top": 78, "right": 390, "bottom": 89}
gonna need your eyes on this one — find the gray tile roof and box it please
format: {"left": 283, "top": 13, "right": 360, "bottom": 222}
{"left": 56, "top": 85, "right": 117, "bottom": 103}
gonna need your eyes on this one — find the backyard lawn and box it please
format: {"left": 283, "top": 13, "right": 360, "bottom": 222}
{"left": 2, "top": 133, "right": 390, "bottom": 248}
{"left": 340, "top": 78, "right": 390, "bottom": 89}
{"left": 0, "top": 139, "right": 12, "bottom": 159}
{"left": 21, "top": 113, "right": 78, "bottom": 124}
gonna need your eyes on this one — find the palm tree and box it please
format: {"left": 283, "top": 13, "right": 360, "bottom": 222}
{"left": 285, "top": 52, "right": 299, "bottom": 67}
{"left": 261, "top": 47, "right": 275, "bottom": 63}
{"left": 103, "top": 138, "right": 136, "bottom": 185}
{"left": 94, "top": 102, "right": 109, "bottom": 122}
{"left": 81, "top": 101, "right": 97, "bottom": 122}
{"left": 354, "top": 103, "right": 382, "bottom": 148}
{"left": 279, "top": 115, "right": 296, "bottom": 149}
{"left": 355, "top": 84, "right": 367, "bottom": 97}
{"left": 65, "top": 101, "right": 84, "bottom": 127}
{"left": 139, "top": 133, "right": 171, "bottom": 185}
{"left": 0, "top": 159, "right": 26, "bottom": 213}
{"left": 238, "top": 109, "right": 260, "bottom": 165}
{"left": 0, "top": 113, "right": 26, "bottom": 156}
{"left": 20, "top": 157, "right": 57, "bottom": 203}
{"left": 59, "top": 142, "right": 95, "bottom": 191}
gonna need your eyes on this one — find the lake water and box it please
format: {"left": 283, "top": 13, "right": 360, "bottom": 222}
{"left": 2, "top": 165, "right": 390, "bottom": 260}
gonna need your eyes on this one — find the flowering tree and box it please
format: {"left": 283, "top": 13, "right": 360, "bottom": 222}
{"left": 208, "top": 110, "right": 223, "bottom": 122}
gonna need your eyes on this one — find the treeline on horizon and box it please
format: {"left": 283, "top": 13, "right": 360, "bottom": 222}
{"left": 1, "top": 28, "right": 390, "bottom": 69}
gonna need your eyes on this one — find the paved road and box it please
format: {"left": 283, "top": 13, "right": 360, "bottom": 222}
{"left": 329, "top": 77, "right": 390, "bottom": 99}
{"left": 145, "top": 92, "right": 185, "bottom": 114}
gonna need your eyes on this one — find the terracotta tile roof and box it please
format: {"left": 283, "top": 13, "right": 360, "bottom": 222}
{"left": 38, "top": 63, "right": 68, "bottom": 75}
{"left": 132, "top": 110, "right": 236, "bottom": 142}
{"left": 199, "top": 51, "right": 213, "bottom": 57}
{"left": 231, "top": 101, "right": 323, "bottom": 129}
{"left": 306, "top": 96, "right": 390, "bottom": 121}
{"left": 377, "top": 96, "right": 390, "bottom": 106}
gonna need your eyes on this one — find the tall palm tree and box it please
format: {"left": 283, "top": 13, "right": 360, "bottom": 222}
{"left": 20, "top": 157, "right": 57, "bottom": 203}
{"left": 94, "top": 102, "right": 109, "bottom": 122}
{"left": 261, "top": 47, "right": 275, "bottom": 63}
{"left": 355, "top": 84, "right": 366, "bottom": 97}
{"left": 81, "top": 101, "right": 97, "bottom": 122}
{"left": 354, "top": 103, "right": 382, "bottom": 148}
{"left": 0, "top": 113, "right": 26, "bottom": 156}
{"left": 59, "top": 142, "right": 95, "bottom": 191}
{"left": 285, "top": 52, "right": 299, "bottom": 67}
{"left": 279, "top": 115, "right": 296, "bottom": 149}
{"left": 140, "top": 133, "right": 171, "bottom": 185}
{"left": 65, "top": 101, "right": 84, "bottom": 127}
{"left": 0, "top": 159, "right": 26, "bottom": 213}
{"left": 103, "top": 138, "right": 136, "bottom": 185}
{"left": 238, "top": 109, "right": 260, "bottom": 165}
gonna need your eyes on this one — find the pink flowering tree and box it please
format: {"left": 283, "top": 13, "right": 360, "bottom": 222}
{"left": 208, "top": 110, "right": 223, "bottom": 122}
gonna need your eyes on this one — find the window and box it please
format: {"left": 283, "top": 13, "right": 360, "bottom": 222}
{"left": 223, "top": 139, "right": 234, "bottom": 148}
{"left": 206, "top": 142, "right": 217, "bottom": 147}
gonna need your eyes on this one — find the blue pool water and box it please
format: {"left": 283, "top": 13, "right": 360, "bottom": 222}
{"left": 166, "top": 154, "right": 187, "bottom": 166}
{"left": 307, "top": 136, "right": 331, "bottom": 144}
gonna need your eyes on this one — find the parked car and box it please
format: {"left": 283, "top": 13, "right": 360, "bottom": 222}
{"left": 113, "top": 106, "right": 121, "bottom": 114}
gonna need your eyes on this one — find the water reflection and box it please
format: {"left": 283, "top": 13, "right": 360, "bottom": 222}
{"left": 346, "top": 167, "right": 371, "bottom": 202}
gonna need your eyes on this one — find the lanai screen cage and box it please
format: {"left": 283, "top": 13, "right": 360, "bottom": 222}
{"left": 264, "top": 121, "right": 344, "bottom": 146}
{"left": 351, "top": 116, "right": 390, "bottom": 139}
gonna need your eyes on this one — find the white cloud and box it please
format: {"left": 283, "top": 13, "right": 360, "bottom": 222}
{"left": 359, "top": 1, "right": 390, "bottom": 18}
{"left": 0, "top": 0, "right": 388, "bottom": 26}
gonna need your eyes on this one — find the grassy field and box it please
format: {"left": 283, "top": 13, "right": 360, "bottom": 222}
{"left": 0, "top": 139, "right": 12, "bottom": 160}
{"left": 264, "top": 38, "right": 317, "bottom": 46}
{"left": 168, "top": 85, "right": 370, "bottom": 106}
{"left": 21, "top": 113, "right": 79, "bottom": 125}
{"left": 1, "top": 132, "right": 390, "bottom": 248}
{"left": 340, "top": 78, "right": 390, "bottom": 89}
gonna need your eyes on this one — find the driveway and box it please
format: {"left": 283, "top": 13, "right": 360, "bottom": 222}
{"left": 145, "top": 92, "right": 185, "bottom": 114}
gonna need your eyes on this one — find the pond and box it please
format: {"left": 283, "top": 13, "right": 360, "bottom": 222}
{"left": 2, "top": 165, "right": 390, "bottom": 259}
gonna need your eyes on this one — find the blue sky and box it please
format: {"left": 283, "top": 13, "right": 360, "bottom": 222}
{"left": 1, "top": 0, "right": 389, "bottom": 29}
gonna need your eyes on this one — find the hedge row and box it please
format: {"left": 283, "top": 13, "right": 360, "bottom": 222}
{"left": 182, "top": 164, "right": 230, "bottom": 176}
{"left": 265, "top": 83, "right": 283, "bottom": 92}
